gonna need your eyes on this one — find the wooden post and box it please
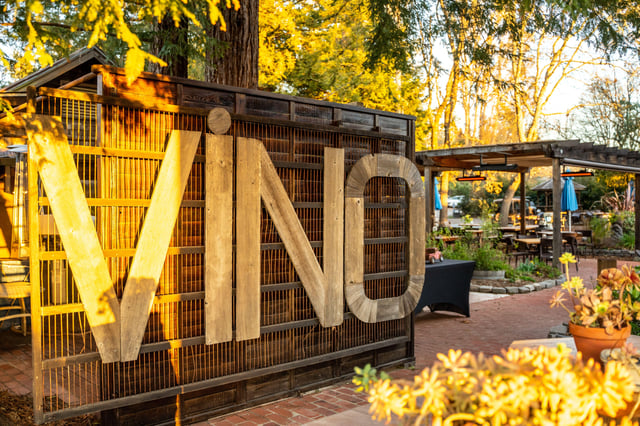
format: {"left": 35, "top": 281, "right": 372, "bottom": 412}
{"left": 552, "top": 159, "right": 562, "bottom": 270}
{"left": 205, "top": 135, "right": 234, "bottom": 344}
{"left": 236, "top": 137, "right": 261, "bottom": 341}
{"left": 597, "top": 258, "right": 617, "bottom": 274}
{"left": 424, "top": 167, "right": 433, "bottom": 233}
{"left": 519, "top": 171, "right": 526, "bottom": 235}
{"left": 635, "top": 173, "right": 640, "bottom": 253}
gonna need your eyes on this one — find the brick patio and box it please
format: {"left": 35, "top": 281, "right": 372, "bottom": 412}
{"left": 0, "top": 257, "right": 636, "bottom": 425}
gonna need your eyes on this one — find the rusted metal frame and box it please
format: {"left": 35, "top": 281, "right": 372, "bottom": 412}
{"left": 41, "top": 290, "right": 206, "bottom": 317}
{"left": 365, "top": 201, "right": 408, "bottom": 209}
{"left": 39, "top": 197, "right": 205, "bottom": 208}
{"left": 40, "top": 309, "right": 367, "bottom": 384}
{"left": 364, "top": 270, "right": 408, "bottom": 281}
{"left": 364, "top": 236, "right": 408, "bottom": 245}
{"left": 42, "top": 336, "right": 409, "bottom": 423}
{"left": 261, "top": 241, "right": 323, "bottom": 250}
{"left": 69, "top": 144, "right": 207, "bottom": 162}
{"left": 40, "top": 246, "right": 205, "bottom": 260}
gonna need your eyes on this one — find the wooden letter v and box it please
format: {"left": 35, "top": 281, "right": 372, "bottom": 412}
{"left": 26, "top": 115, "right": 202, "bottom": 363}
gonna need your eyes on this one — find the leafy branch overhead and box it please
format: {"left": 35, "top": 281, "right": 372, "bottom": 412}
{"left": 1, "top": 0, "right": 240, "bottom": 83}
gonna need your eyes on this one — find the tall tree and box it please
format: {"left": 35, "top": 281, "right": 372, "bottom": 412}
{"left": 0, "top": 0, "right": 239, "bottom": 84}
{"left": 206, "top": 0, "right": 259, "bottom": 88}
{"left": 556, "top": 67, "right": 640, "bottom": 149}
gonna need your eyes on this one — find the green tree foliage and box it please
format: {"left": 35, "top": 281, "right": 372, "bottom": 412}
{"left": 259, "top": 0, "right": 428, "bottom": 143}
{"left": 571, "top": 70, "right": 640, "bottom": 150}
{"left": 1, "top": 0, "right": 239, "bottom": 83}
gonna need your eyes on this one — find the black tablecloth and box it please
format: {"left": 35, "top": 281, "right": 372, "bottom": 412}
{"left": 415, "top": 259, "right": 475, "bottom": 317}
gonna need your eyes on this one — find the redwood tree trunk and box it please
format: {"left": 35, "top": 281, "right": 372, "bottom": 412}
{"left": 149, "top": 16, "right": 189, "bottom": 78}
{"left": 205, "top": 0, "right": 259, "bottom": 89}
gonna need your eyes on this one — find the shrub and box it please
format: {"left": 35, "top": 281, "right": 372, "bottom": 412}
{"left": 473, "top": 245, "right": 509, "bottom": 271}
{"left": 591, "top": 216, "right": 610, "bottom": 247}
{"left": 441, "top": 240, "right": 474, "bottom": 261}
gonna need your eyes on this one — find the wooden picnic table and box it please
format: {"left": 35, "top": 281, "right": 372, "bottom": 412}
{"left": 499, "top": 225, "right": 537, "bottom": 233}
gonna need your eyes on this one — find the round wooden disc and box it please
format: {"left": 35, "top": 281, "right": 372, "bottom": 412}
{"left": 207, "top": 108, "right": 232, "bottom": 135}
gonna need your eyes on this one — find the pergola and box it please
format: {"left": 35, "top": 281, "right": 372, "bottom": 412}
{"left": 415, "top": 140, "right": 640, "bottom": 268}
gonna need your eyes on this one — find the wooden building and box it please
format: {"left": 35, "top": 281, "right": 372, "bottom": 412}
{"left": 0, "top": 49, "right": 424, "bottom": 424}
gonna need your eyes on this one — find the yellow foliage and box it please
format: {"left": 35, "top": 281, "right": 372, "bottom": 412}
{"left": 258, "top": 0, "right": 426, "bottom": 139}
{"left": 9, "top": 0, "right": 236, "bottom": 83}
{"left": 361, "top": 345, "right": 639, "bottom": 425}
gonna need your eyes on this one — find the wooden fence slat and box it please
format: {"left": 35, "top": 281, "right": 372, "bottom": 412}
{"left": 120, "top": 129, "right": 202, "bottom": 361}
{"left": 323, "top": 148, "right": 344, "bottom": 326}
{"left": 259, "top": 143, "right": 339, "bottom": 327}
{"left": 205, "top": 135, "right": 234, "bottom": 344}
{"left": 236, "top": 137, "right": 262, "bottom": 340}
{"left": 26, "top": 114, "right": 121, "bottom": 363}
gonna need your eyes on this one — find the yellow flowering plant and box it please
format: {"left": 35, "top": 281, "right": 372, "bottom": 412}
{"left": 550, "top": 253, "right": 640, "bottom": 334}
{"left": 354, "top": 345, "right": 639, "bottom": 424}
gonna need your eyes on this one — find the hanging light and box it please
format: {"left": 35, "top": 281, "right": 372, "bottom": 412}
{"left": 456, "top": 170, "right": 486, "bottom": 182}
{"left": 472, "top": 154, "right": 518, "bottom": 172}
{"left": 561, "top": 169, "right": 593, "bottom": 177}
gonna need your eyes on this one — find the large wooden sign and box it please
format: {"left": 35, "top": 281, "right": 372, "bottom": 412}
{"left": 26, "top": 114, "right": 425, "bottom": 363}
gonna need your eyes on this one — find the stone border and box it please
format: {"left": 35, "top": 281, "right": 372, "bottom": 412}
{"left": 470, "top": 276, "right": 565, "bottom": 295}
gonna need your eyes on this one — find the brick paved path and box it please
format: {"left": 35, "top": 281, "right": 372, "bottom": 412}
{"left": 0, "top": 257, "right": 636, "bottom": 425}
{"left": 203, "top": 258, "right": 633, "bottom": 425}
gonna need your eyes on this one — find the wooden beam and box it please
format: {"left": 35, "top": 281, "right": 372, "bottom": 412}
{"left": 323, "top": 148, "right": 344, "bottom": 326}
{"left": 259, "top": 143, "right": 343, "bottom": 327}
{"left": 424, "top": 167, "right": 433, "bottom": 234}
{"left": 519, "top": 172, "right": 526, "bottom": 236}
{"left": 120, "top": 129, "right": 202, "bottom": 361}
{"left": 205, "top": 135, "right": 234, "bottom": 344}
{"left": 236, "top": 137, "right": 262, "bottom": 340}
{"left": 636, "top": 173, "right": 640, "bottom": 253}
{"left": 552, "top": 158, "right": 562, "bottom": 270}
{"left": 26, "top": 115, "right": 121, "bottom": 363}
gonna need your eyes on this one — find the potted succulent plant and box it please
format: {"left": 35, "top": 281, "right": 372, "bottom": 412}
{"left": 550, "top": 253, "right": 640, "bottom": 363}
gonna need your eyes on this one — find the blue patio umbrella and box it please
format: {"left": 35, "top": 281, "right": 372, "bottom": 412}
{"left": 561, "top": 174, "right": 578, "bottom": 231}
{"left": 434, "top": 178, "right": 442, "bottom": 210}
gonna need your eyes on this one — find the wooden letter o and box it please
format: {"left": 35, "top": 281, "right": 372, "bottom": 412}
{"left": 344, "top": 154, "right": 425, "bottom": 322}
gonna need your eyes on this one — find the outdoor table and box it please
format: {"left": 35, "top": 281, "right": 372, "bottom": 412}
{"left": 515, "top": 237, "right": 541, "bottom": 246}
{"left": 499, "top": 225, "right": 537, "bottom": 233}
{"left": 415, "top": 259, "right": 475, "bottom": 317}
{"left": 435, "top": 235, "right": 460, "bottom": 248}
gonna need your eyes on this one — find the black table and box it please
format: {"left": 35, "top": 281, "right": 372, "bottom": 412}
{"left": 415, "top": 259, "right": 475, "bottom": 317}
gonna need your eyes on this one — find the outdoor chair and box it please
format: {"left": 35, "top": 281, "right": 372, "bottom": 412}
{"left": 538, "top": 237, "right": 554, "bottom": 265}
{"left": 562, "top": 233, "right": 579, "bottom": 271}
{"left": 577, "top": 229, "right": 594, "bottom": 256}
{"left": 503, "top": 235, "right": 529, "bottom": 265}
{"left": 0, "top": 282, "right": 30, "bottom": 336}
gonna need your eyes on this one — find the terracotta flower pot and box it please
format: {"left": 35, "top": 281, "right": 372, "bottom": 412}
{"left": 569, "top": 322, "right": 631, "bottom": 364}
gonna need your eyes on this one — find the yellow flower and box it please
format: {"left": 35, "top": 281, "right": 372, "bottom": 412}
{"left": 549, "top": 290, "right": 566, "bottom": 309}
{"left": 559, "top": 252, "right": 577, "bottom": 264}
{"left": 561, "top": 276, "right": 584, "bottom": 291}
